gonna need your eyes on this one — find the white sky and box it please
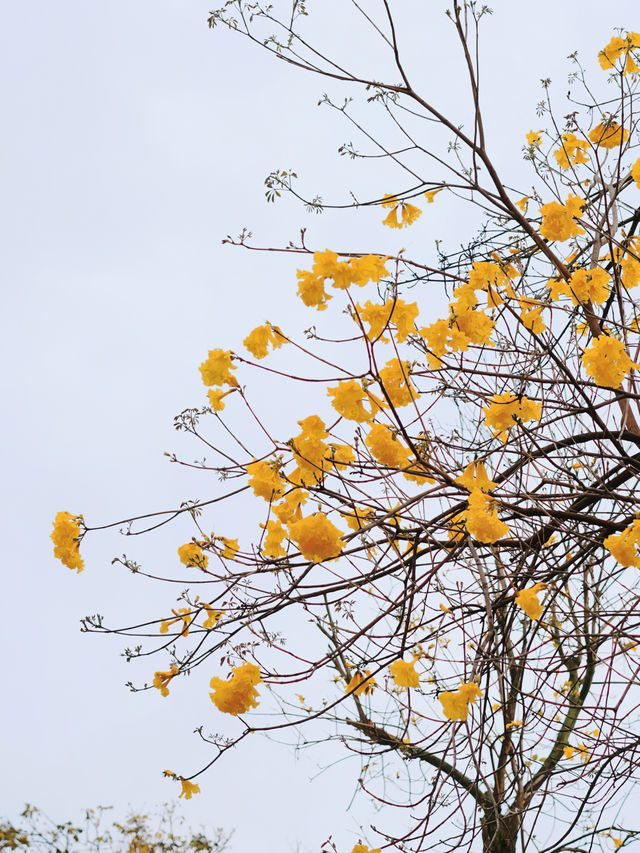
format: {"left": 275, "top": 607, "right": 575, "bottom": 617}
{"left": 2, "top": 2, "right": 639, "bottom": 852}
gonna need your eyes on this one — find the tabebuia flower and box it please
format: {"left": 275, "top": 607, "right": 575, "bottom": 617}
{"left": 588, "top": 120, "right": 629, "bottom": 149}
{"left": 599, "top": 32, "right": 640, "bottom": 74}
{"left": 539, "top": 195, "right": 585, "bottom": 242}
{"left": 178, "top": 779, "right": 200, "bottom": 799}
{"left": 381, "top": 194, "right": 422, "bottom": 228}
{"left": 199, "top": 348, "right": 238, "bottom": 387}
{"left": 345, "top": 669, "right": 376, "bottom": 696}
{"left": 153, "top": 665, "right": 179, "bottom": 697}
{"left": 209, "top": 662, "right": 262, "bottom": 715}
{"left": 515, "top": 583, "right": 547, "bottom": 620}
{"left": 177, "top": 542, "right": 208, "bottom": 569}
{"left": 483, "top": 393, "right": 542, "bottom": 443}
{"left": 604, "top": 519, "right": 640, "bottom": 568}
{"left": 389, "top": 658, "right": 420, "bottom": 689}
{"left": 438, "top": 681, "right": 482, "bottom": 721}
{"left": 288, "top": 512, "right": 343, "bottom": 563}
{"left": 582, "top": 335, "right": 637, "bottom": 388}
{"left": 464, "top": 489, "right": 509, "bottom": 544}
{"left": 243, "top": 323, "right": 286, "bottom": 359}
{"left": 51, "top": 511, "right": 85, "bottom": 573}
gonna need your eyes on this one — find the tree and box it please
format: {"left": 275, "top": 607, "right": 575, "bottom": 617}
{"left": 52, "top": 4, "right": 640, "bottom": 852}
{"left": 0, "top": 805, "right": 230, "bottom": 853}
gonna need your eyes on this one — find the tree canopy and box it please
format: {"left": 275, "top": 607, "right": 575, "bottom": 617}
{"left": 52, "top": 4, "right": 640, "bottom": 853}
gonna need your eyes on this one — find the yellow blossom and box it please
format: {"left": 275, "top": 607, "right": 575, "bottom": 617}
{"left": 456, "top": 461, "right": 497, "bottom": 493}
{"left": 582, "top": 335, "right": 636, "bottom": 388}
{"left": 202, "top": 605, "right": 223, "bottom": 629}
{"left": 177, "top": 543, "right": 208, "bottom": 570}
{"left": 554, "top": 133, "right": 589, "bottom": 169}
{"left": 209, "top": 663, "right": 262, "bottom": 715}
{"left": 342, "top": 506, "right": 375, "bottom": 531}
{"left": 243, "top": 323, "right": 286, "bottom": 359}
{"left": 599, "top": 33, "right": 640, "bottom": 74}
{"left": 345, "top": 670, "right": 376, "bottom": 696}
{"left": 327, "top": 379, "right": 373, "bottom": 423}
{"left": 199, "top": 349, "right": 238, "bottom": 387}
{"left": 247, "top": 459, "right": 283, "bottom": 501}
{"left": 539, "top": 195, "right": 585, "bottom": 242}
{"left": 515, "top": 582, "right": 547, "bottom": 620}
{"left": 178, "top": 780, "right": 200, "bottom": 799}
{"left": 389, "top": 659, "right": 420, "bottom": 688}
{"left": 153, "top": 665, "right": 179, "bottom": 698}
{"left": 381, "top": 194, "right": 422, "bottom": 228}
{"left": 366, "top": 423, "right": 411, "bottom": 469}
{"left": 526, "top": 130, "right": 543, "bottom": 147}
{"left": 464, "top": 489, "right": 509, "bottom": 543}
{"left": 439, "top": 681, "right": 482, "bottom": 721}
{"left": 159, "top": 608, "right": 192, "bottom": 637}
{"left": 632, "top": 158, "right": 640, "bottom": 188}
{"left": 589, "top": 121, "right": 629, "bottom": 149}
{"left": 424, "top": 188, "right": 443, "bottom": 203}
{"left": 358, "top": 298, "right": 419, "bottom": 342}
{"left": 378, "top": 359, "right": 416, "bottom": 407}
{"left": 515, "top": 196, "right": 530, "bottom": 212}
{"left": 604, "top": 519, "right": 640, "bottom": 568}
{"left": 296, "top": 268, "right": 332, "bottom": 310}
{"left": 51, "top": 511, "right": 84, "bottom": 573}
{"left": 288, "top": 512, "right": 343, "bottom": 563}
{"left": 207, "top": 388, "right": 234, "bottom": 411}
{"left": 261, "top": 519, "right": 288, "bottom": 558}
{"left": 351, "top": 846, "right": 381, "bottom": 853}
{"left": 219, "top": 537, "right": 239, "bottom": 560}
{"left": 483, "top": 393, "right": 542, "bottom": 442}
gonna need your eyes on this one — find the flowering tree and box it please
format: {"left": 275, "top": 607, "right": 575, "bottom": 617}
{"left": 52, "top": 4, "right": 640, "bottom": 853}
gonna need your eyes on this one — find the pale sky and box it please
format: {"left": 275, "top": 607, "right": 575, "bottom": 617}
{"left": 2, "top": 2, "right": 639, "bottom": 851}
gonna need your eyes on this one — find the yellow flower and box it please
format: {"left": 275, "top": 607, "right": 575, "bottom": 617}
{"left": 177, "top": 542, "right": 208, "bottom": 569}
{"left": 582, "top": 335, "right": 636, "bottom": 388}
{"left": 153, "top": 665, "right": 179, "bottom": 697}
{"left": 539, "top": 195, "right": 585, "bottom": 242}
{"left": 381, "top": 194, "right": 422, "bottom": 228}
{"left": 632, "top": 158, "right": 640, "bottom": 188}
{"left": 358, "top": 298, "right": 419, "bottom": 342}
{"left": 456, "top": 461, "right": 497, "bottom": 493}
{"left": 243, "top": 323, "right": 286, "bottom": 359}
{"left": 342, "top": 506, "right": 375, "bottom": 531}
{"left": 351, "top": 846, "right": 381, "bottom": 853}
{"left": 451, "top": 308, "right": 495, "bottom": 346}
{"left": 424, "top": 188, "right": 443, "bottom": 203}
{"left": 554, "top": 133, "right": 589, "bottom": 170}
{"left": 207, "top": 388, "right": 234, "bottom": 411}
{"left": 209, "top": 663, "right": 262, "bottom": 715}
{"left": 589, "top": 121, "right": 629, "bottom": 149}
{"left": 51, "top": 511, "right": 85, "bottom": 573}
{"left": 550, "top": 267, "right": 610, "bottom": 306}
{"left": 219, "top": 537, "right": 239, "bottom": 560}
{"left": 366, "top": 423, "right": 410, "bottom": 468}
{"left": 159, "top": 608, "right": 192, "bottom": 637}
{"left": 604, "top": 519, "right": 640, "bottom": 567}
{"left": 483, "top": 393, "right": 542, "bottom": 442}
{"left": 247, "top": 459, "right": 283, "bottom": 501}
{"left": 464, "top": 489, "right": 509, "bottom": 544}
{"left": 345, "top": 670, "right": 376, "bottom": 696}
{"left": 327, "top": 379, "right": 373, "bottom": 423}
{"left": 526, "top": 130, "right": 543, "bottom": 147}
{"left": 515, "top": 582, "right": 547, "bottom": 620}
{"left": 515, "top": 196, "right": 530, "bottom": 212}
{"left": 349, "top": 254, "right": 389, "bottom": 286}
{"left": 378, "top": 359, "right": 416, "bottom": 407}
{"left": 199, "top": 349, "right": 238, "bottom": 387}
{"left": 389, "top": 659, "right": 420, "bottom": 688}
{"left": 439, "top": 681, "right": 482, "bottom": 721}
{"left": 202, "top": 604, "right": 223, "bottom": 629}
{"left": 288, "top": 513, "right": 343, "bottom": 563}
{"left": 599, "top": 33, "right": 640, "bottom": 74}
{"left": 296, "top": 269, "right": 332, "bottom": 310}
{"left": 178, "top": 780, "right": 200, "bottom": 799}
{"left": 261, "top": 519, "right": 288, "bottom": 558}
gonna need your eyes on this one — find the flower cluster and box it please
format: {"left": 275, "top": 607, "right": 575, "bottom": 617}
{"left": 539, "top": 195, "right": 585, "bottom": 242}
{"left": 51, "top": 511, "right": 84, "bottom": 573}
{"left": 381, "top": 194, "right": 422, "bottom": 228}
{"left": 604, "top": 519, "right": 640, "bottom": 568}
{"left": 209, "top": 663, "right": 262, "bottom": 715}
{"left": 582, "top": 335, "right": 637, "bottom": 388}
{"left": 389, "top": 659, "right": 420, "bottom": 688}
{"left": 483, "top": 393, "right": 542, "bottom": 443}
{"left": 296, "top": 250, "right": 388, "bottom": 310}
{"left": 515, "top": 583, "right": 547, "bottom": 620}
{"left": 439, "top": 682, "right": 482, "bottom": 721}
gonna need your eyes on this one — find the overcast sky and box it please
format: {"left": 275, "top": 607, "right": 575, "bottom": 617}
{"left": 3, "top": 2, "right": 639, "bottom": 852}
